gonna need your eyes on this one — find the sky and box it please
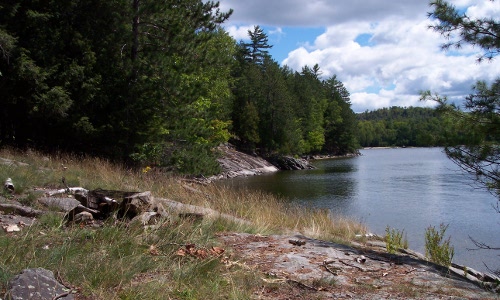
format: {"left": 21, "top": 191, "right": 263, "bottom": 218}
{"left": 217, "top": 0, "right": 500, "bottom": 112}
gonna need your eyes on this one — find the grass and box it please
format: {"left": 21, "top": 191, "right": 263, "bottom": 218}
{"left": 0, "top": 148, "right": 367, "bottom": 299}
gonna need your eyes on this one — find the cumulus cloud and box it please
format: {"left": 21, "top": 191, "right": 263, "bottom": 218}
{"left": 218, "top": 0, "right": 500, "bottom": 112}
{"left": 225, "top": 25, "right": 255, "bottom": 41}
{"left": 219, "top": 0, "right": 428, "bottom": 26}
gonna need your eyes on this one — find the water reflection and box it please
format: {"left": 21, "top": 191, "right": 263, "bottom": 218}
{"left": 218, "top": 148, "right": 500, "bottom": 272}
{"left": 221, "top": 158, "right": 357, "bottom": 214}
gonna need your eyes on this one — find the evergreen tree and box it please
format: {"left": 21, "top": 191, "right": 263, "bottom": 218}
{"left": 0, "top": 0, "right": 234, "bottom": 175}
{"left": 423, "top": 0, "right": 500, "bottom": 266}
{"left": 244, "top": 25, "right": 272, "bottom": 64}
{"left": 125, "top": 0, "right": 233, "bottom": 174}
{"left": 428, "top": 0, "right": 500, "bottom": 62}
{"left": 425, "top": 0, "right": 500, "bottom": 193}
{"left": 323, "top": 76, "right": 358, "bottom": 154}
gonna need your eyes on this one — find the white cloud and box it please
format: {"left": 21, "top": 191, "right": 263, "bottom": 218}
{"left": 219, "top": 0, "right": 428, "bottom": 27}
{"left": 225, "top": 25, "right": 255, "bottom": 41}
{"left": 218, "top": 0, "right": 500, "bottom": 111}
{"left": 465, "top": 0, "right": 500, "bottom": 18}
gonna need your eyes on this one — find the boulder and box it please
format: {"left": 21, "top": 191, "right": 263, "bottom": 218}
{"left": 213, "top": 144, "right": 278, "bottom": 179}
{"left": 265, "top": 154, "right": 314, "bottom": 170}
{"left": 38, "top": 197, "right": 81, "bottom": 212}
{"left": 5, "top": 268, "right": 74, "bottom": 300}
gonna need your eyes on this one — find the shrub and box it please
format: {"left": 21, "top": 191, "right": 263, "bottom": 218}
{"left": 425, "top": 223, "right": 454, "bottom": 267}
{"left": 385, "top": 226, "right": 408, "bottom": 254}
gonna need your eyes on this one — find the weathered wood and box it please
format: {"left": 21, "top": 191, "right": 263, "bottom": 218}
{"left": 46, "top": 187, "right": 89, "bottom": 197}
{"left": 156, "top": 197, "right": 252, "bottom": 226}
{"left": 0, "top": 203, "right": 45, "bottom": 217}
{"left": 119, "top": 191, "right": 153, "bottom": 218}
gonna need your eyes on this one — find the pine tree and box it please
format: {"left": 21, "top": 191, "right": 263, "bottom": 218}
{"left": 244, "top": 25, "right": 273, "bottom": 64}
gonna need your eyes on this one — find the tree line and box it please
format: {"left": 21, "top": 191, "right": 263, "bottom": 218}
{"left": 356, "top": 106, "right": 464, "bottom": 148}
{"left": 0, "top": 1, "right": 357, "bottom": 175}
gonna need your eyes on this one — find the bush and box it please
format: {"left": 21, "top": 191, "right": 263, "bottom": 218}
{"left": 425, "top": 223, "right": 454, "bottom": 267}
{"left": 385, "top": 226, "right": 408, "bottom": 254}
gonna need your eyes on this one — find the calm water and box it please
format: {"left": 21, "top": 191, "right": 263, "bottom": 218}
{"left": 220, "top": 148, "right": 499, "bottom": 273}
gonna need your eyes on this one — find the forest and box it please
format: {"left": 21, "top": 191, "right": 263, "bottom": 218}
{"left": 0, "top": 0, "right": 360, "bottom": 175}
{"left": 356, "top": 106, "right": 459, "bottom": 148}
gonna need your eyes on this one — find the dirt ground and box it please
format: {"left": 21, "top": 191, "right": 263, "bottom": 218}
{"left": 218, "top": 232, "right": 498, "bottom": 300}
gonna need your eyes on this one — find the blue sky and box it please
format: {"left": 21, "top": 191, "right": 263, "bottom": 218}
{"left": 218, "top": 0, "right": 500, "bottom": 112}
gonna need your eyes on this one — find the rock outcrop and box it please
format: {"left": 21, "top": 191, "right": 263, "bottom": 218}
{"left": 219, "top": 233, "right": 499, "bottom": 299}
{"left": 212, "top": 144, "right": 279, "bottom": 179}
{"left": 264, "top": 154, "right": 314, "bottom": 170}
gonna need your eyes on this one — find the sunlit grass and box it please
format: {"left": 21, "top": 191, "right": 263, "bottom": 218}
{"left": 0, "top": 147, "right": 367, "bottom": 298}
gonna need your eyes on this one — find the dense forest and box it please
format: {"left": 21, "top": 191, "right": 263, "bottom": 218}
{"left": 0, "top": 0, "right": 358, "bottom": 175}
{"left": 356, "top": 106, "right": 465, "bottom": 148}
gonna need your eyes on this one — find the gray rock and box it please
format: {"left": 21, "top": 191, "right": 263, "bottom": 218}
{"left": 213, "top": 144, "right": 278, "bottom": 179}
{"left": 38, "top": 197, "right": 81, "bottom": 212}
{"left": 5, "top": 268, "right": 74, "bottom": 300}
{"left": 265, "top": 154, "right": 314, "bottom": 170}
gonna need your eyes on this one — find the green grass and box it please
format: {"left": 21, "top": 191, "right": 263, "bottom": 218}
{"left": 0, "top": 148, "right": 367, "bottom": 299}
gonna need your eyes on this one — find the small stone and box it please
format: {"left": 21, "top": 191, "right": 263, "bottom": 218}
{"left": 73, "top": 211, "right": 93, "bottom": 223}
{"left": 3, "top": 224, "right": 20, "bottom": 232}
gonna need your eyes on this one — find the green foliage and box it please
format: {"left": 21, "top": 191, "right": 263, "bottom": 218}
{"left": 425, "top": 0, "right": 500, "bottom": 206}
{"left": 231, "top": 38, "right": 359, "bottom": 156}
{"left": 356, "top": 106, "right": 450, "bottom": 147}
{"left": 0, "top": 0, "right": 359, "bottom": 174}
{"left": 385, "top": 226, "right": 408, "bottom": 254}
{"left": 428, "top": 0, "right": 500, "bottom": 62}
{"left": 425, "top": 223, "right": 454, "bottom": 267}
{"left": 0, "top": 0, "right": 234, "bottom": 175}
{"left": 243, "top": 25, "right": 273, "bottom": 64}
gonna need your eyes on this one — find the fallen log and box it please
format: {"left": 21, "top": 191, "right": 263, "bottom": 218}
{"left": 156, "top": 198, "right": 252, "bottom": 226}
{"left": 46, "top": 187, "right": 89, "bottom": 197}
{"left": 0, "top": 203, "right": 45, "bottom": 217}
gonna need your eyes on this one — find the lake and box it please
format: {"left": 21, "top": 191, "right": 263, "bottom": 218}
{"left": 220, "top": 147, "right": 499, "bottom": 273}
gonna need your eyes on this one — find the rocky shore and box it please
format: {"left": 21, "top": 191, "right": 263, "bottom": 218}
{"left": 210, "top": 144, "right": 314, "bottom": 181}
{"left": 1, "top": 150, "right": 499, "bottom": 299}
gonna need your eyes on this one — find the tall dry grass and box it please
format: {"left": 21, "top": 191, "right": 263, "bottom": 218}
{"left": 0, "top": 148, "right": 366, "bottom": 241}
{"left": 0, "top": 148, "right": 367, "bottom": 298}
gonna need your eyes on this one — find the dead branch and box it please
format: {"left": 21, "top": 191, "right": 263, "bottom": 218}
{"left": 73, "top": 204, "right": 99, "bottom": 215}
{"left": 467, "top": 236, "right": 500, "bottom": 251}
{"left": 338, "top": 259, "right": 367, "bottom": 272}
{"left": 0, "top": 203, "right": 45, "bottom": 217}
{"left": 322, "top": 261, "right": 340, "bottom": 275}
{"left": 52, "top": 290, "right": 73, "bottom": 300}
{"left": 46, "top": 187, "right": 88, "bottom": 197}
{"left": 286, "top": 279, "right": 319, "bottom": 291}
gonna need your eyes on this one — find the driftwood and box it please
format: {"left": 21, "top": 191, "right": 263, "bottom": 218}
{"left": 46, "top": 187, "right": 89, "bottom": 197}
{"left": 0, "top": 203, "right": 45, "bottom": 217}
{"left": 156, "top": 197, "right": 252, "bottom": 226}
